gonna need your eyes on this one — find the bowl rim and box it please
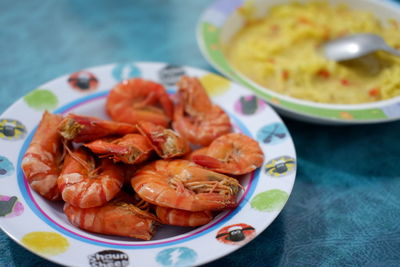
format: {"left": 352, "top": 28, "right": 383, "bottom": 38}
{"left": 196, "top": 0, "right": 400, "bottom": 124}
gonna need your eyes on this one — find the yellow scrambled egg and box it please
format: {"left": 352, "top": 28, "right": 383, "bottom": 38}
{"left": 225, "top": 2, "right": 400, "bottom": 104}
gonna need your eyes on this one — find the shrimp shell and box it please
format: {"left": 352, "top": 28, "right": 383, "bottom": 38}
{"left": 64, "top": 200, "right": 159, "bottom": 240}
{"left": 173, "top": 76, "right": 232, "bottom": 146}
{"left": 58, "top": 148, "right": 124, "bottom": 208}
{"left": 84, "top": 134, "right": 153, "bottom": 164}
{"left": 106, "top": 78, "right": 173, "bottom": 127}
{"left": 58, "top": 113, "right": 137, "bottom": 143}
{"left": 131, "top": 159, "right": 241, "bottom": 212}
{"left": 21, "top": 111, "right": 63, "bottom": 200}
{"left": 192, "top": 133, "right": 264, "bottom": 175}
{"left": 155, "top": 206, "right": 213, "bottom": 227}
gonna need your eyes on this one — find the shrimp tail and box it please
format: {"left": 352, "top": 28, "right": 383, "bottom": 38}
{"left": 192, "top": 154, "right": 224, "bottom": 169}
{"left": 84, "top": 140, "right": 130, "bottom": 155}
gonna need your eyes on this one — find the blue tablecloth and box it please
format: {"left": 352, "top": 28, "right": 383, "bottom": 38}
{"left": 1, "top": 0, "right": 400, "bottom": 266}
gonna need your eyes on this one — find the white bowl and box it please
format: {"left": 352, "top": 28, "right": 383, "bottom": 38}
{"left": 197, "top": 0, "right": 400, "bottom": 125}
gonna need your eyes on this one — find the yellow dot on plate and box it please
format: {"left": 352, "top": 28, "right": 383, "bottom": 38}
{"left": 340, "top": 112, "right": 353, "bottom": 119}
{"left": 21, "top": 232, "right": 69, "bottom": 256}
{"left": 199, "top": 74, "right": 231, "bottom": 96}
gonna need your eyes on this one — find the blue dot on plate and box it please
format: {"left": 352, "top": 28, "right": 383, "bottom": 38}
{"left": 156, "top": 247, "right": 197, "bottom": 267}
{"left": 112, "top": 63, "right": 141, "bottom": 81}
{"left": 0, "top": 155, "right": 14, "bottom": 178}
{"left": 256, "top": 122, "right": 288, "bottom": 145}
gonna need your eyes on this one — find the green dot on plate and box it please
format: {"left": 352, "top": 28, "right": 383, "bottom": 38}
{"left": 251, "top": 189, "right": 289, "bottom": 212}
{"left": 24, "top": 89, "right": 58, "bottom": 111}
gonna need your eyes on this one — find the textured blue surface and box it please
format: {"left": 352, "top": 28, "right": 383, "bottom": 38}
{"left": 1, "top": 0, "right": 400, "bottom": 266}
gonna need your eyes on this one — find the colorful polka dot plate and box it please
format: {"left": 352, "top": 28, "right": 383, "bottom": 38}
{"left": 0, "top": 62, "right": 296, "bottom": 266}
{"left": 197, "top": 0, "right": 400, "bottom": 125}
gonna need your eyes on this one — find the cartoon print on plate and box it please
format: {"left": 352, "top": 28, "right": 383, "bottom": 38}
{"left": 24, "top": 89, "right": 58, "bottom": 111}
{"left": 251, "top": 189, "right": 289, "bottom": 212}
{"left": 199, "top": 73, "right": 230, "bottom": 96}
{"left": 0, "top": 119, "right": 27, "bottom": 141}
{"left": 21, "top": 232, "right": 69, "bottom": 256}
{"left": 112, "top": 62, "right": 141, "bottom": 81}
{"left": 158, "top": 64, "right": 186, "bottom": 86}
{"left": 234, "top": 95, "right": 267, "bottom": 115}
{"left": 0, "top": 195, "right": 23, "bottom": 217}
{"left": 156, "top": 247, "right": 198, "bottom": 267}
{"left": 88, "top": 250, "right": 129, "bottom": 267}
{"left": 0, "top": 155, "right": 14, "bottom": 177}
{"left": 256, "top": 122, "right": 288, "bottom": 145}
{"left": 265, "top": 156, "right": 296, "bottom": 177}
{"left": 216, "top": 223, "right": 256, "bottom": 245}
{"left": 68, "top": 71, "right": 99, "bottom": 91}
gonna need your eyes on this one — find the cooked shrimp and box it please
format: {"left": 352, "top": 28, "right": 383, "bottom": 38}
{"left": 64, "top": 200, "right": 159, "bottom": 240}
{"left": 58, "top": 113, "right": 137, "bottom": 143}
{"left": 106, "top": 78, "right": 173, "bottom": 127}
{"left": 173, "top": 76, "right": 232, "bottom": 146}
{"left": 131, "top": 160, "right": 241, "bottom": 211}
{"left": 58, "top": 148, "right": 124, "bottom": 208}
{"left": 192, "top": 133, "right": 264, "bottom": 175}
{"left": 136, "top": 121, "right": 190, "bottom": 159}
{"left": 84, "top": 134, "right": 153, "bottom": 164}
{"left": 21, "top": 111, "right": 64, "bottom": 200}
{"left": 155, "top": 206, "right": 213, "bottom": 227}
{"left": 183, "top": 147, "right": 209, "bottom": 161}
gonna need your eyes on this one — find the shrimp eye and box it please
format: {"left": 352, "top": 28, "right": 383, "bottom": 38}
{"left": 227, "top": 229, "right": 245, "bottom": 242}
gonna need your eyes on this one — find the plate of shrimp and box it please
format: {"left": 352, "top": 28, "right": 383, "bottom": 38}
{"left": 0, "top": 62, "right": 296, "bottom": 267}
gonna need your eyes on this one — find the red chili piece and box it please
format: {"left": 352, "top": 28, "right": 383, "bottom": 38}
{"left": 317, "top": 69, "right": 330, "bottom": 79}
{"left": 340, "top": 79, "right": 350, "bottom": 86}
{"left": 368, "top": 88, "right": 380, "bottom": 97}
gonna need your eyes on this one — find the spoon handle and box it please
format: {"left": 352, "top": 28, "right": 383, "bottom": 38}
{"left": 383, "top": 45, "right": 400, "bottom": 56}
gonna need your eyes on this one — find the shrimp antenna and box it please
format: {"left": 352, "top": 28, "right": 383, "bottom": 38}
{"left": 62, "top": 140, "right": 91, "bottom": 172}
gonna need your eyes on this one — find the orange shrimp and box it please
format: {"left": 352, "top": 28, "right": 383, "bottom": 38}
{"left": 183, "top": 147, "right": 209, "bottom": 161}
{"left": 58, "top": 113, "right": 137, "bottom": 143}
{"left": 64, "top": 200, "right": 159, "bottom": 240}
{"left": 131, "top": 160, "right": 241, "bottom": 212}
{"left": 192, "top": 133, "right": 264, "bottom": 175}
{"left": 21, "top": 111, "right": 64, "bottom": 200}
{"left": 155, "top": 206, "right": 213, "bottom": 227}
{"left": 136, "top": 121, "right": 190, "bottom": 159}
{"left": 173, "top": 76, "right": 232, "bottom": 146}
{"left": 58, "top": 148, "right": 124, "bottom": 208}
{"left": 84, "top": 134, "right": 153, "bottom": 164}
{"left": 106, "top": 78, "right": 173, "bottom": 127}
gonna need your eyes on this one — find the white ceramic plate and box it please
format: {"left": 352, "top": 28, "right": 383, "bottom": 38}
{"left": 0, "top": 62, "right": 296, "bottom": 267}
{"left": 197, "top": 0, "right": 400, "bottom": 125}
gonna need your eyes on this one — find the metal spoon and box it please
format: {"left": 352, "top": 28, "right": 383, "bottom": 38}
{"left": 322, "top": 33, "right": 400, "bottom": 61}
